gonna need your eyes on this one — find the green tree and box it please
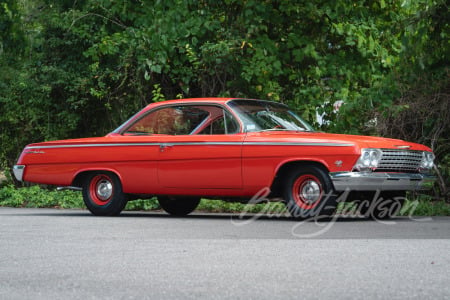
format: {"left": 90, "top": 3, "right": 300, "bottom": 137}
{"left": 0, "top": 0, "right": 448, "bottom": 198}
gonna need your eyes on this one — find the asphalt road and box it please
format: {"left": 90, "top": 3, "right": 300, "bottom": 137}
{"left": 1, "top": 207, "right": 450, "bottom": 299}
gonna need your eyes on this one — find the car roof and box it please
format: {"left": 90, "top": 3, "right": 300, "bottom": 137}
{"left": 144, "top": 98, "right": 290, "bottom": 112}
{"left": 155, "top": 97, "right": 236, "bottom": 104}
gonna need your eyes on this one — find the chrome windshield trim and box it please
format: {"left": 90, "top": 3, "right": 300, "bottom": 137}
{"left": 25, "top": 141, "right": 354, "bottom": 150}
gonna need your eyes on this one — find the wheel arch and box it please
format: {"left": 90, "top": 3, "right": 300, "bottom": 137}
{"left": 72, "top": 168, "right": 123, "bottom": 188}
{"left": 269, "top": 160, "right": 331, "bottom": 198}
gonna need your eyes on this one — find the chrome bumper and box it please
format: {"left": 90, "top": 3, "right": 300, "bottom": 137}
{"left": 330, "top": 172, "right": 436, "bottom": 191}
{"left": 13, "top": 165, "right": 25, "bottom": 181}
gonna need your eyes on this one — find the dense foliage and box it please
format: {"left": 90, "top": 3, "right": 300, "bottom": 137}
{"left": 1, "top": 0, "right": 448, "bottom": 199}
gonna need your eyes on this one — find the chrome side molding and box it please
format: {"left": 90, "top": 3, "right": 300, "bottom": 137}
{"left": 56, "top": 186, "right": 82, "bottom": 191}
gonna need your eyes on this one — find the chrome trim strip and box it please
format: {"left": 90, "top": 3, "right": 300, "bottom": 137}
{"left": 26, "top": 141, "right": 353, "bottom": 150}
{"left": 13, "top": 165, "right": 25, "bottom": 181}
{"left": 330, "top": 172, "right": 436, "bottom": 191}
{"left": 160, "top": 142, "right": 243, "bottom": 146}
{"left": 394, "top": 145, "right": 411, "bottom": 149}
{"left": 26, "top": 143, "right": 162, "bottom": 149}
{"left": 243, "top": 142, "right": 353, "bottom": 147}
{"left": 57, "top": 186, "right": 83, "bottom": 192}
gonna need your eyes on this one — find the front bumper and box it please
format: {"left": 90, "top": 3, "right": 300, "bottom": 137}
{"left": 330, "top": 172, "right": 436, "bottom": 191}
{"left": 13, "top": 165, "right": 25, "bottom": 181}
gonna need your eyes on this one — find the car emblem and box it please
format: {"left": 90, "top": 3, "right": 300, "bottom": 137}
{"left": 334, "top": 160, "right": 343, "bottom": 167}
{"left": 395, "top": 145, "right": 411, "bottom": 149}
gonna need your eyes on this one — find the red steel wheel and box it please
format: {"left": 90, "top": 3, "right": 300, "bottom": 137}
{"left": 291, "top": 174, "right": 323, "bottom": 210}
{"left": 82, "top": 172, "right": 127, "bottom": 216}
{"left": 284, "top": 165, "right": 337, "bottom": 219}
{"left": 89, "top": 174, "right": 114, "bottom": 206}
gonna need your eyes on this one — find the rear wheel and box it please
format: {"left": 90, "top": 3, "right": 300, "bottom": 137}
{"left": 284, "top": 166, "right": 338, "bottom": 219}
{"left": 82, "top": 172, "right": 127, "bottom": 216}
{"left": 158, "top": 196, "right": 200, "bottom": 216}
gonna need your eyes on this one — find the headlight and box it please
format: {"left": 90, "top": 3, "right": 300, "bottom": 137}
{"left": 420, "top": 152, "right": 435, "bottom": 171}
{"left": 354, "top": 148, "right": 382, "bottom": 172}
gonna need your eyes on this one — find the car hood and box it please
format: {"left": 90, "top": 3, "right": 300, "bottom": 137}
{"left": 245, "top": 131, "right": 432, "bottom": 152}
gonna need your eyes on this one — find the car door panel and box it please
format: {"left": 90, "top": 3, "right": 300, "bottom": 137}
{"left": 157, "top": 135, "right": 244, "bottom": 189}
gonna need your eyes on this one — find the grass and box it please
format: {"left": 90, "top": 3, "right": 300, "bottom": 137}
{"left": 0, "top": 184, "right": 449, "bottom": 216}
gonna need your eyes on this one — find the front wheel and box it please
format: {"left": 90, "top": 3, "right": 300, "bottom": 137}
{"left": 284, "top": 166, "right": 338, "bottom": 219}
{"left": 158, "top": 196, "right": 200, "bottom": 216}
{"left": 82, "top": 172, "right": 127, "bottom": 216}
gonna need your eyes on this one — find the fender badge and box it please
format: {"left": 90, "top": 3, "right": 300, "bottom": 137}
{"left": 334, "top": 160, "right": 343, "bottom": 167}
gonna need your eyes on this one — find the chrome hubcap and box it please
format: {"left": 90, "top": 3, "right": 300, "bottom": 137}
{"left": 300, "top": 180, "right": 321, "bottom": 203}
{"left": 96, "top": 180, "right": 113, "bottom": 201}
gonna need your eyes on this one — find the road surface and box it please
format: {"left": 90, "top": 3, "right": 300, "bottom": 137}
{"left": 1, "top": 207, "right": 449, "bottom": 299}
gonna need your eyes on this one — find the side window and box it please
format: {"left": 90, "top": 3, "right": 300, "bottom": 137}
{"left": 125, "top": 106, "right": 209, "bottom": 135}
{"left": 198, "top": 110, "right": 239, "bottom": 135}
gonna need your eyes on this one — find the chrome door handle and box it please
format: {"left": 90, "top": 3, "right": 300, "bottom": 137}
{"left": 160, "top": 143, "right": 173, "bottom": 152}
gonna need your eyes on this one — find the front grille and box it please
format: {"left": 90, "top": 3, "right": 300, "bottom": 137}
{"left": 377, "top": 149, "right": 423, "bottom": 172}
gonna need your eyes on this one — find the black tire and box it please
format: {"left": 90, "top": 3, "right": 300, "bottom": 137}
{"left": 359, "top": 191, "right": 406, "bottom": 220}
{"left": 284, "top": 166, "right": 338, "bottom": 219}
{"left": 82, "top": 172, "right": 127, "bottom": 216}
{"left": 158, "top": 196, "right": 200, "bottom": 216}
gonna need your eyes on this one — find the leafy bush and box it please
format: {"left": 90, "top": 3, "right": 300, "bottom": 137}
{"left": 0, "top": 185, "right": 83, "bottom": 208}
{"left": 0, "top": 185, "right": 158, "bottom": 211}
{"left": 404, "top": 197, "right": 450, "bottom": 216}
{"left": 197, "top": 199, "right": 287, "bottom": 214}
{"left": 125, "top": 198, "right": 160, "bottom": 211}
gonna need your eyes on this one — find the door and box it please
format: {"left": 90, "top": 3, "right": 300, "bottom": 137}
{"left": 157, "top": 134, "right": 244, "bottom": 189}
{"left": 126, "top": 103, "right": 243, "bottom": 189}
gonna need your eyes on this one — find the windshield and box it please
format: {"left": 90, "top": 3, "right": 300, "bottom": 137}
{"left": 227, "top": 99, "right": 314, "bottom": 132}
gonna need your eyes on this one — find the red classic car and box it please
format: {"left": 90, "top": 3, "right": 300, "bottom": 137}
{"left": 13, "top": 98, "right": 435, "bottom": 219}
